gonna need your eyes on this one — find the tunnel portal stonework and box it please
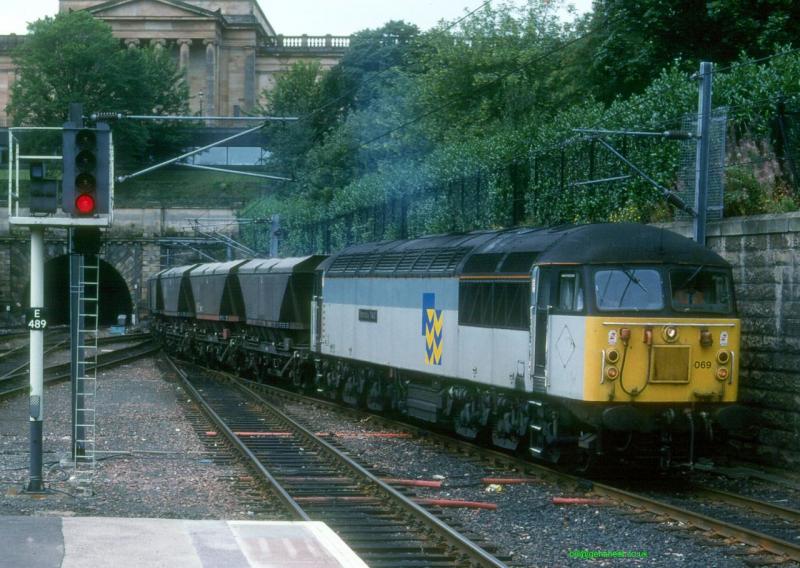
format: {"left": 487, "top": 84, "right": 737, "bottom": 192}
{"left": 0, "top": 237, "right": 161, "bottom": 320}
{"left": 0, "top": 207, "right": 240, "bottom": 321}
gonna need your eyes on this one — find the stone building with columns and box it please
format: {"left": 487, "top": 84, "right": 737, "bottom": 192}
{"left": 0, "top": 0, "right": 350, "bottom": 125}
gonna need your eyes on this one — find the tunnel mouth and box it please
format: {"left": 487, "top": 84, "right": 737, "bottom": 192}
{"left": 24, "top": 255, "right": 134, "bottom": 327}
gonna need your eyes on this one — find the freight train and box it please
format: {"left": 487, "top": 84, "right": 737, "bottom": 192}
{"left": 148, "top": 223, "right": 746, "bottom": 468}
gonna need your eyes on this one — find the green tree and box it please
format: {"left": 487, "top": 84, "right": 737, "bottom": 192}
{"left": 258, "top": 61, "right": 324, "bottom": 178}
{"left": 570, "top": 0, "right": 800, "bottom": 103}
{"left": 7, "top": 10, "right": 188, "bottom": 167}
{"left": 315, "top": 21, "right": 421, "bottom": 132}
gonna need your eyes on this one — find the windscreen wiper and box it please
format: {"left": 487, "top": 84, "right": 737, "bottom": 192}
{"left": 623, "top": 268, "right": 648, "bottom": 294}
{"left": 680, "top": 265, "right": 704, "bottom": 288}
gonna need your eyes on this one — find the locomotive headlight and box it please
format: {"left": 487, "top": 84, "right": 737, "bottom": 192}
{"left": 662, "top": 326, "right": 679, "bottom": 343}
{"left": 716, "top": 350, "right": 730, "bottom": 365}
{"left": 606, "top": 366, "right": 619, "bottom": 380}
{"left": 716, "top": 367, "right": 729, "bottom": 381}
{"left": 606, "top": 349, "right": 620, "bottom": 364}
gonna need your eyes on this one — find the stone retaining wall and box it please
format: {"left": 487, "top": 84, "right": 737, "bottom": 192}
{"left": 664, "top": 213, "right": 800, "bottom": 467}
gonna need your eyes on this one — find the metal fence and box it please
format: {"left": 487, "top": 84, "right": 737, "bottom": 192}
{"left": 272, "top": 98, "right": 799, "bottom": 256}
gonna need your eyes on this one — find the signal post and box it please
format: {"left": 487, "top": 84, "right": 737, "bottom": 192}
{"left": 6, "top": 103, "right": 113, "bottom": 493}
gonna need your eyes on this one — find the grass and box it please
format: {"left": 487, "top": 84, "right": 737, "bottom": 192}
{"left": 1, "top": 165, "right": 280, "bottom": 210}
{"left": 114, "top": 167, "right": 272, "bottom": 208}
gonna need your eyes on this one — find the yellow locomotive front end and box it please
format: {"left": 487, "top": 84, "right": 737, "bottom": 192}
{"left": 562, "top": 263, "right": 746, "bottom": 466}
{"left": 585, "top": 317, "right": 740, "bottom": 405}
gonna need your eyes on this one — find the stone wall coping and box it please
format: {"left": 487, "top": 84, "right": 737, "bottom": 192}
{"left": 656, "top": 211, "right": 800, "bottom": 239}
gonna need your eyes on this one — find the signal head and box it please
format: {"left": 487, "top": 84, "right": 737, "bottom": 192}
{"left": 75, "top": 193, "right": 96, "bottom": 215}
{"left": 76, "top": 129, "right": 96, "bottom": 149}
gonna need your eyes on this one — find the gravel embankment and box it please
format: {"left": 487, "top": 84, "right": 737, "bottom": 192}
{"left": 0, "top": 355, "right": 279, "bottom": 520}
{"left": 2, "top": 352, "right": 795, "bottom": 567}
{"left": 280, "top": 400, "right": 777, "bottom": 568}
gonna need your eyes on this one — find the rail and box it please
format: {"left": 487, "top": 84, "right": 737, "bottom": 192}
{"left": 233, "top": 372, "right": 800, "bottom": 564}
{"left": 0, "top": 338, "right": 158, "bottom": 398}
{"left": 169, "top": 357, "right": 509, "bottom": 568}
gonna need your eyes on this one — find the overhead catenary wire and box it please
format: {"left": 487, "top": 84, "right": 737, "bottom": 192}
{"left": 710, "top": 46, "right": 800, "bottom": 76}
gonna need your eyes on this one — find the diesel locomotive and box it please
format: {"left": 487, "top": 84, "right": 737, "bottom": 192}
{"left": 149, "top": 223, "right": 745, "bottom": 467}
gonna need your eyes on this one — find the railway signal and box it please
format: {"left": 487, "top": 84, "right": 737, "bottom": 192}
{"left": 62, "top": 122, "right": 112, "bottom": 216}
{"left": 28, "top": 162, "right": 58, "bottom": 215}
{"left": 6, "top": 103, "right": 115, "bottom": 496}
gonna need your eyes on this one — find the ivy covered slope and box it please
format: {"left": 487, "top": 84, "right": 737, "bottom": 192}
{"left": 253, "top": 3, "right": 796, "bottom": 251}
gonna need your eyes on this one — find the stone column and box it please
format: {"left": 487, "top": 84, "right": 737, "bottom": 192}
{"left": 124, "top": 39, "right": 140, "bottom": 50}
{"left": 177, "top": 39, "right": 192, "bottom": 71}
{"left": 244, "top": 50, "right": 256, "bottom": 111}
{"left": 151, "top": 38, "right": 167, "bottom": 51}
{"left": 203, "top": 39, "right": 217, "bottom": 116}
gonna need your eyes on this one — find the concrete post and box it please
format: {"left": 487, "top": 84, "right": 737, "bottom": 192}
{"left": 26, "top": 227, "right": 45, "bottom": 493}
{"left": 270, "top": 214, "right": 280, "bottom": 257}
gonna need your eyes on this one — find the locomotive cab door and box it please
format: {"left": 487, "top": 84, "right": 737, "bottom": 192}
{"left": 311, "top": 272, "right": 324, "bottom": 353}
{"left": 531, "top": 266, "right": 553, "bottom": 391}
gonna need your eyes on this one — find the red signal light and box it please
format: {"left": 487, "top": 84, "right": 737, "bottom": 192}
{"left": 75, "top": 193, "right": 96, "bottom": 215}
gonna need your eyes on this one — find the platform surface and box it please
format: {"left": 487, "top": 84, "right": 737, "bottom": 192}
{"left": 0, "top": 516, "right": 368, "bottom": 568}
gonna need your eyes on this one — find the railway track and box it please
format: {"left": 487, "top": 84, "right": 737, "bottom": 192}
{"left": 0, "top": 330, "right": 70, "bottom": 378}
{"left": 0, "top": 325, "right": 68, "bottom": 341}
{"left": 167, "top": 357, "right": 510, "bottom": 568}
{"left": 590, "top": 482, "right": 800, "bottom": 562}
{"left": 0, "top": 336, "right": 159, "bottom": 398}
{"left": 0, "top": 332, "right": 149, "bottom": 380}
{"left": 207, "top": 368, "right": 800, "bottom": 565}
{"left": 689, "top": 484, "right": 800, "bottom": 535}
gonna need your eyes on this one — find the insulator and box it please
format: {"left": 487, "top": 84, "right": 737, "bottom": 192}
{"left": 90, "top": 112, "right": 125, "bottom": 121}
{"left": 662, "top": 130, "right": 693, "bottom": 140}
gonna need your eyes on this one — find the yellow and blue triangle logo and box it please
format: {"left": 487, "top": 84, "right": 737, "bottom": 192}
{"left": 422, "top": 293, "right": 443, "bottom": 365}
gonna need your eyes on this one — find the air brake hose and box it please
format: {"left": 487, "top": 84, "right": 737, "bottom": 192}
{"left": 617, "top": 336, "right": 652, "bottom": 398}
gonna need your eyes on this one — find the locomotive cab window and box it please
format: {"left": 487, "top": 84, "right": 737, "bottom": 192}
{"left": 670, "top": 267, "right": 733, "bottom": 313}
{"left": 594, "top": 268, "right": 663, "bottom": 311}
{"left": 556, "top": 271, "right": 584, "bottom": 313}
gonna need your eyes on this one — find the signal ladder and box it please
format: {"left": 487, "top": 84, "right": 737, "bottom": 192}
{"left": 73, "top": 257, "right": 99, "bottom": 495}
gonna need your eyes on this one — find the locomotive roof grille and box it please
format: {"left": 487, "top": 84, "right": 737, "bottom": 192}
{"left": 375, "top": 252, "right": 404, "bottom": 272}
{"left": 411, "top": 250, "right": 438, "bottom": 272}
{"left": 320, "top": 223, "right": 731, "bottom": 278}
{"left": 325, "top": 247, "right": 470, "bottom": 277}
{"left": 395, "top": 253, "right": 417, "bottom": 272}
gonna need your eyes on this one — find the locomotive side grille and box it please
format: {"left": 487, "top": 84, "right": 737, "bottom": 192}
{"left": 374, "top": 252, "right": 404, "bottom": 273}
{"left": 429, "top": 248, "right": 469, "bottom": 272}
{"left": 411, "top": 250, "right": 439, "bottom": 272}
{"left": 650, "top": 345, "right": 691, "bottom": 383}
{"left": 395, "top": 253, "right": 417, "bottom": 272}
{"left": 360, "top": 253, "right": 381, "bottom": 272}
